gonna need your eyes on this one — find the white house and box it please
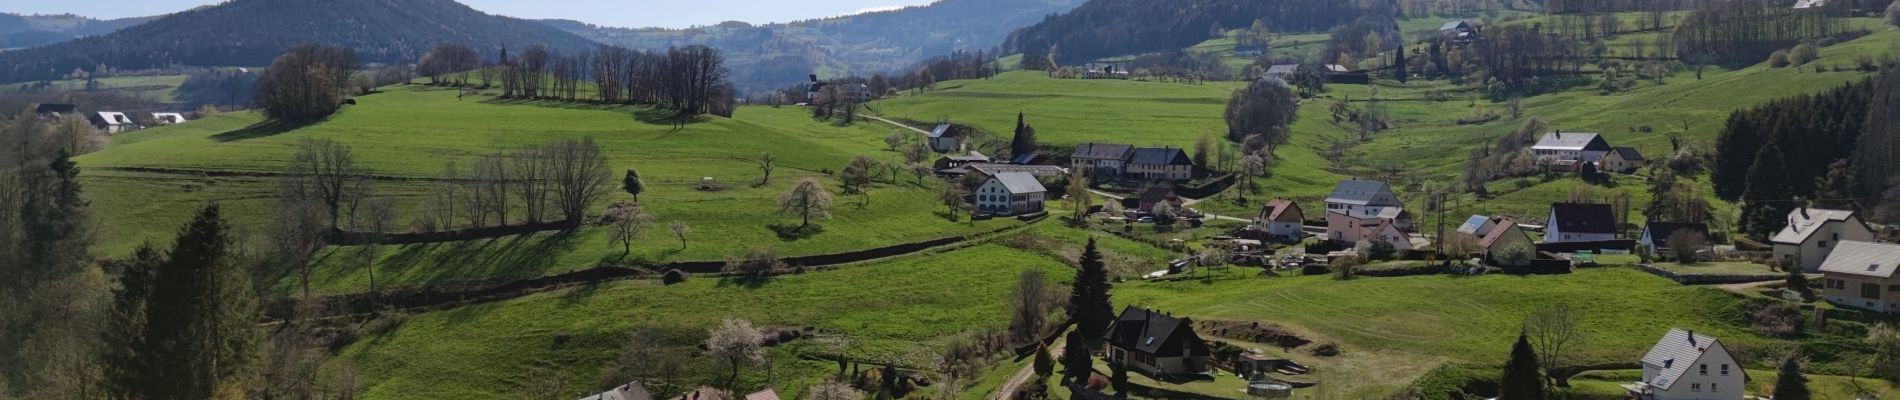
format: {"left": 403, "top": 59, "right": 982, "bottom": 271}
{"left": 579, "top": 381, "right": 650, "bottom": 400}
{"left": 1251, "top": 199, "right": 1304, "bottom": 240}
{"left": 1363, "top": 221, "right": 1414, "bottom": 251}
{"left": 1774, "top": 208, "right": 1876, "bottom": 272}
{"left": 88, "top": 111, "right": 137, "bottom": 134}
{"left": 975, "top": 172, "right": 1046, "bottom": 216}
{"left": 1626, "top": 329, "right": 1745, "bottom": 400}
{"left": 1531, "top": 132, "right": 1612, "bottom": 164}
{"left": 1070, "top": 143, "right": 1134, "bottom": 177}
{"left": 926, "top": 124, "right": 960, "bottom": 153}
{"left": 1638, "top": 223, "right": 1712, "bottom": 261}
{"left": 1819, "top": 241, "right": 1900, "bottom": 313}
{"left": 1545, "top": 203, "right": 1618, "bottom": 243}
{"left": 1603, "top": 147, "right": 1646, "bottom": 173}
{"left": 151, "top": 112, "right": 188, "bottom": 125}
{"left": 1324, "top": 180, "right": 1411, "bottom": 242}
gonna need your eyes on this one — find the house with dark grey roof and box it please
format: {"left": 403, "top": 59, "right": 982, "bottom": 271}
{"left": 1456, "top": 215, "right": 1497, "bottom": 236}
{"left": 1638, "top": 222, "right": 1711, "bottom": 261}
{"left": 1819, "top": 241, "right": 1900, "bottom": 313}
{"left": 1774, "top": 208, "right": 1875, "bottom": 272}
{"left": 1103, "top": 306, "right": 1210, "bottom": 376}
{"left": 1070, "top": 143, "right": 1135, "bottom": 177}
{"left": 1126, "top": 147, "right": 1193, "bottom": 181}
{"left": 1531, "top": 132, "right": 1613, "bottom": 164}
{"left": 926, "top": 124, "right": 960, "bottom": 153}
{"left": 933, "top": 152, "right": 991, "bottom": 170}
{"left": 975, "top": 172, "right": 1046, "bottom": 215}
{"left": 1438, "top": 20, "right": 1480, "bottom": 42}
{"left": 34, "top": 103, "right": 78, "bottom": 120}
{"left": 1625, "top": 329, "right": 1744, "bottom": 400}
{"left": 1603, "top": 146, "right": 1646, "bottom": 173}
{"left": 1545, "top": 203, "right": 1618, "bottom": 243}
{"left": 1323, "top": 180, "right": 1412, "bottom": 244}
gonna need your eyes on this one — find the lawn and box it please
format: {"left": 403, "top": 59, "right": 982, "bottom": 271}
{"left": 76, "top": 84, "right": 1018, "bottom": 294}
{"left": 1570, "top": 369, "right": 1899, "bottom": 399}
{"left": 326, "top": 244, "right": 1076, "bottom": 400}
{"left": 5, "top": 74, "right": 189, "bottom": 103}
{"left": 1653, "top": 261, "right": 1778, "bottom": 277}
{"left": 1111, "top": 268, "right": 1810, "bottom": 397}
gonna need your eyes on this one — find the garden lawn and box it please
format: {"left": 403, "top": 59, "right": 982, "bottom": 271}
{"left": 1653, "top": 261, "right": 1778, "bottom": 277}
{"left": 327, "top": 244, "right": 1075, "bottom": 400}
{"left": 1570, "top": 369, "right": 1898, "bottom": 399}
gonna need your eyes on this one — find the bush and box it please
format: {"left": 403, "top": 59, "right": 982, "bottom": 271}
{"left": 1309, "top": 342, "right": 1342, "bottom": 357}
{"left": 255, "top": 44, "right": 359, "bottom": 122}
{"left": 1769, "top": 50, "right": 1791, "bottom": 68}
{"left": 1789, "top": 44, "right": 1819, "bottom": 66}
{"left": 1888, "top": 2, "right": 1900, "bottom": 28}
{"left": 1752, "top": 302, "right": 1806, "bottom": 338}
{"left": 662, "top": 269, "right": 688, "bottom": 285}
{"left": 1331, "top": 255, "right": 1363, "bottom": 280}
{"left": 1361, "top": 241, "right": 1398, "bottom": 261}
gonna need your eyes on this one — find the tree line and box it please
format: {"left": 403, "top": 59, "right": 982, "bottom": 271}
{"left": 483, "top": 44, "right": 733, "bottom": 119}
{"left": 1713, "top": 69, "right": 1900, "bottom": 238}
{"left": 1002, "top": 0, "right": 1360, "bottom": 65}
{"left": 1675, "top": 0, "right": 1854, "bottom": 66}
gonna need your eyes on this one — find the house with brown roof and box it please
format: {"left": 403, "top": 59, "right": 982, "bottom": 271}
{"left": 1545, "top": 203, "right": 1618, "bottom": 243}
{"left": 1775, "top": 208, "right": 1876, "bottom": 272}
{"left": 1819, "top": 242, "right": 1900, "bottom": 313}
{"left": 581, "top": 381, "right": 651, "bottom": 400}
{"left": 1478, "top": 220, "right": 1536, "bottom": 266}
{"left": 1250, "top": 199, "right": 1304, "bottom": 240}
{"left": 1138, "top": 186, "right": 1182, "bottom": 213}
{"left": 1103, "top": 306, "right": 1210, "bottom": 377}
{"left": 1624, "top": 329, "right": 1745, "bottom": 400}
{"left": 742, "top": 389, "right": 780, "bottom": 400}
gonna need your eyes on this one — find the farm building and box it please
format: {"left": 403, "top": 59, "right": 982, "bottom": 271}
{"left": 1233, "top": 44, "right": 1264, "bottom": 57}
{"left": 1624, "top": 329, "right": 1744, "bottom": 400}
{"left": 1478, "top": 220, "right": 1536, "bottom": 265}
{"left": 1324, "top": 64, "right": 1369, "bottom": 84}
{"left": 1438, "top": 20, "right": 1480, "bottom": 42}
{"left": 1545, "top": 203, "right": 1618, "bottom": 243}
{"left": 926, "top": 124, "right": 960, "bottom": 153}
{"left": 1070, "top": 143, "right": 1134, "bottom": 177}
{"left": 1103, "top": 306, "right": 1211, "bottom": 377}
{"left": 1456, "top": 215, "right": 1498, "bottom": 236}
{"left": 1819, "top": 241, "right": 1900, "bottom": 313}
{"left": 1774, "top": 208, "right": 1875, "bottom": 272}
{"left": 34, "top": 103, "right": 78, "bottom": 120}
{"left": 151, "top": 112, "right": 188, "bottom": 125}
{"left": 1138, "top": 186, "right": 1182, "bottom": 213}
{"left": 1126, "top": 147, "right": 1193, "bottom": 181}
{"left": 1250, "top": 199, "right": 1304, "bottom": 240}
{"left": 1532, "top": 132, "right": 1612, "bottom": 164}
{"left": 89, "top": 111, "right": 138, "bottom": 134}
{"left": 1603, "top": 147, "right": 1646, "bottom": 173}
{"left": 975, "top": 172, "right": 1046, "bottom": 216}
{"left": 1264, "top": 64, "right": 1299, "bottom": 80}
{"left": 933, "top": 152, "right": 991, "bottom": 170}
{"left": 1637, "top": 223, "right": 1711, "bottom": 261}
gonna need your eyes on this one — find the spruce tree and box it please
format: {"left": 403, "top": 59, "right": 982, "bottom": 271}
{"left": 1060, "top": 330, "right": 1093, "bottom": 384}
{"left": 1012, "top": 112, "right": 1038, "bottom": 157}
{"left": 136, "top": 205, "right": 259, "bottom": 399}
{"left": 1775, "top": 355, "right": 1811, "bottom": 400}
{"left": 1033, "top": 343, "right": 1055, "bottom": 378}
{"left": 1070, "top": 238, "right": 1114, "bottom": 340}
{"left": 623, "top": 168, "right": 644, "bottom": 202}
{"left": 1741, "top": 142, "right": 1795, "bottom": 239}
{"left": 1500, "top": 331, "right": 1545, "bottom": 400}
{"left": 1394, "top": 44, "right": 1408, "bottom": 83}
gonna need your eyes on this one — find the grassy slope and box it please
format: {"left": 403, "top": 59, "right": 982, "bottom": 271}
{"left": 78, "top": 85, "right": 1015, "bottom": 293}
{"left": 1114, "top": 268, "right": 1789, "bottom": 397}
{"left": 4, "top": 74, "right": 188, "bottom": 103}
{"left": 329, "top": 244, "right": 1073, "bottom": 399}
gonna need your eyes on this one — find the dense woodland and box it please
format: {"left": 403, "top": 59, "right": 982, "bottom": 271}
{"left": 0, "top": 0, "right": 594, "bottom": 83}
{"left": 0, "top": 13, "right": 153, "bottom": 49}
{"left": 1002, "top": 0, "right": 1361, "bottom": 65}
{"left": 1713, "top": 70, "right": 1900, "bottom": 238}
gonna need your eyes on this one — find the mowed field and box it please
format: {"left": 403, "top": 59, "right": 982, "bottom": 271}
{"left": 325, "top": 244, "right": 1075, "bottom": 399}
{"left": 76, "top": 85, "right": 1018, "bottom": 294}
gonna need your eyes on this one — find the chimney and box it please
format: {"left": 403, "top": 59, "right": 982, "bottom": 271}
{"left": 1687, "top": 330, "right": 1696, "bottom": 346}
{"left": 1800, "top": 208, "right": 1810, "bottom": 220}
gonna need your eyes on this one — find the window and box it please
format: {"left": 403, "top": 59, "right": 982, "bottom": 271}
{"left": 1712, "top": 383, "right": 1719, "bottom": 392}
{"left": 1820, "top": 241, "right": 1829, "bottom": 248}
{"left": 1720, "top": 364, "right": 1729, "bottom": 376}
{"left": 1692, "top": 383, "right": 1701, "bottom": 392}
{"left": 1699, "top": 364, "right": 1707, "bottom": 375}
{"left": 1866, "top": 283, "right": 1883, "bottom": 300}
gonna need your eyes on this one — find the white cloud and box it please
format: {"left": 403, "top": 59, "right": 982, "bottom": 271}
{"left": 852, "top": 5, "right": 906, "bottom": 14}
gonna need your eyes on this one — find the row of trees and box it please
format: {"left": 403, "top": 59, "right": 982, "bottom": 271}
{"left": 417, "top": 42, "right": 737, "bottom": 119}
{"left": 1675, "top": 0, "right": 1853, "bottom": 66}
{"left": 1712, "top": 71, "right": 1900, "bottom": 238}
{"left": 1003, "top": 0, "right": 1360, "bottom": 65}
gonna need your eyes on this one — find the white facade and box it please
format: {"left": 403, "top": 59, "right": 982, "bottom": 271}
{"left": 1633, "top": 329, "right": 1744, "bottom": 400}
{"left": 974, "top": 173, "right": 1045, "bottom": 215}
{"left": 1545, "top": 206, "right": 1617, "bottom": 243}
{"left": 1773, "top": 209, "right": 1875, "bottom": 272}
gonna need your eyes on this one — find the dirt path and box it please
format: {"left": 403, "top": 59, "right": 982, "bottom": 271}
{"left": 864, "top": 115, "right": 931, "bottom": 135}
{"left": 1718, "top": 275, "right": 1803, "bottom": 296}
{"left": 992, "top": 337, "right": 1067, "bottom": 400}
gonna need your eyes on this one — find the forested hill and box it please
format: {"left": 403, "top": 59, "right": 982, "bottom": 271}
{"left": 0, "top": 0, "right": 596, "bottom": 83}
{"left": 547, "top": 0, "right": 1087, "bottom": 91}
{"left": 0, "top": 13, "right": 154, "bottom": 49}
{"left": 1002, "top": 0, "right": 1362, "bottom": 65}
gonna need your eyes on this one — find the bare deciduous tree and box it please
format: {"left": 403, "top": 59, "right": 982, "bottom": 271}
{"left": 778, "top": 178, "right": 833, "bottom": 228}
{"left": 509, "top": 148, "right": 553, "bottom": 224}
{"left": 606, "top": 202, "right": 651, "bottom": 256}
{"left": 1526, "top": 304, "right": 1585, "bottom": 387}
{"left": 757, "top": 152, "right": 777, "bottom": 185}
{"left": 547, "top": 138, "right": 611, "bottom": 223}
{"left": 269, "top": 194, "right": 327, "bottom": 300}
{"left": 668, "top": 220, "right": 690, "bottom": 249}
{"left": 285, "top": 138, "right": 372, "bottom": 229}
{"left": 808, "top": 379, "right": 865, "bottom": 400}
{"left": 1007, "top": 270, "right": 1054, "bottom": 345}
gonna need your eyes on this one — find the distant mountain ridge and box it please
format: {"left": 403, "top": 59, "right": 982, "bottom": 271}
{"left": 545, "top": 0, "right": 1087, "bottom": 91}
{"left": 1003, "top": 0, "right": 1363, "bottom": 64}
{"left": 0, "top": 13, "right": 155, "bottom": 49}
{"left": 0, "top": 0, "right": 596, "bottom": 83}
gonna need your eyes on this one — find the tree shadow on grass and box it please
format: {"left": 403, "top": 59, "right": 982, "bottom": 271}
{"left": 934, "top": 211, "right": 961, "bottom": 222}
{"left": 767, "top": 223, "right": 825, "bottom": 241}
{"left": 211, "top": 119, "right": 315, "bottom": 142}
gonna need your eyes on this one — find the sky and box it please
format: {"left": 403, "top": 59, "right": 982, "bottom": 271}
{"left": 4, "top": 0, "right": 938, "bottom": 29}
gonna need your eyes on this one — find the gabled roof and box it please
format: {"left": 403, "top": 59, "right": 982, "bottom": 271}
{"left": 152, "top": 112, "right": 187, "bottom": 124}
{"left": 1611, "top": 146, "right": 1645, "bottom": 161}
{"left": 1104, "top": 306, "right": 1206, "bottom": 356}
{"left": 1325, "top": 180, "right": 1397, "bottom": 206}
{"left": 1479, "top": 220, "right": 1526, "bottom": 248}
{"left": 1129, "top": 147, "right": 1191, "bottom": 166}
{"left": 1457, "top": 215, "right": 1495, "bottom": 235}
{"left": 580, "top": 381, "right": 652, "bottom": 400}
{"left": 1793, "top": 0, "right": 1827, "bottom": 8}
{"left": 1265, "top": 64, "right": 1300, "bottom": 75}
{"left": 1439, "top": 20, "right": 1472, "bottom": 31}
{"left": 1773, "top": 208, "right": 1862, "bottom": 245}
{"left": 93, "top": 111, "right": 133, "bottom": 125}
{"left": 1819, "top": 241, "right": 1900, "bottom": 278}
{"left": 989, "top": 172, "right": 1046, "bottom": 194}
{"left": 944, "top": 152, "right": 991, "bottom": 162}
{"left": 1639, "top": 329, "right": 1741, "bottom": 390}
{"left": 1071, "top": 143, "right": 1134, "bottom": 160}
{"left": 743, "top": 389, "right": 780, "bottom": 400}
{"left": 1324, "top": 64, "right": 1351, "bottom": 73}
{"left": 1532, "top": 132, "right": 1611, "bottom": 151}
{"left": 927, "top": 124, "right": 954, "bottom": 139}
{"left": 1642, "top": 222, "right": 1710, "bottom": 248}
{"left": 1550, "top": 203, "right": 1617, "bottom": 235}
{"left": 34, "top": 103, "right": 77, "bottom": 115}
{"left": 1140, "top": 186, "right": 1178, "bottom": 205}
{"left": 1260, "top": 199, "right": 1299, "bottom": 221}
{"left": 967, "top": 163, "right": 1067, "bottom": 177}
{"left": 1012, "top": 153, "right": 1042, "bottom": 165}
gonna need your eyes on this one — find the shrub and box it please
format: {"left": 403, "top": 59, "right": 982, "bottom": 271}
{"left": 1888, "top": 2, "right": 1900, "bottom": 28}
{"left": 1331, "top": 255, "right": 1363, "bottom": 280}
{"left": 1789, "top": 44, "right": 1819, "bottom": 66}
{"left": 1309, "top": 342, "right": 1342, "bottom": 357}
{"left": 1769, "top": 50, "right": 1791, "bottom": 68}
{"left": 1086, "top": 374, "right": 1110, "bottom": 390}
{"left": 662, "top": 269, "right": 687, "bottom": 285}
{"left": 1361, "top": 241, "right": 1398, "bottom": 261}
{"left": 1753, "top": 302, "right": 1806, "bottom": 338}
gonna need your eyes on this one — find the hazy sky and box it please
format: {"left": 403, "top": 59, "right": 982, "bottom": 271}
{"left": 4, "top": 0, "right": 938, "bottom": 29}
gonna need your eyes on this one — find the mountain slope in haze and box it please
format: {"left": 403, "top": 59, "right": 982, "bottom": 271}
{"left": 0, "top": 13, "right": 155, "bottom": 49}
{"left": 1003, "top": 0, "right": 1363, "bottom": 65}
{"left": 0, "top": 0, "right": 597, "bottom": 83}
{"left": 547, "top": 0, "right": 1087, "bottom": 91}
